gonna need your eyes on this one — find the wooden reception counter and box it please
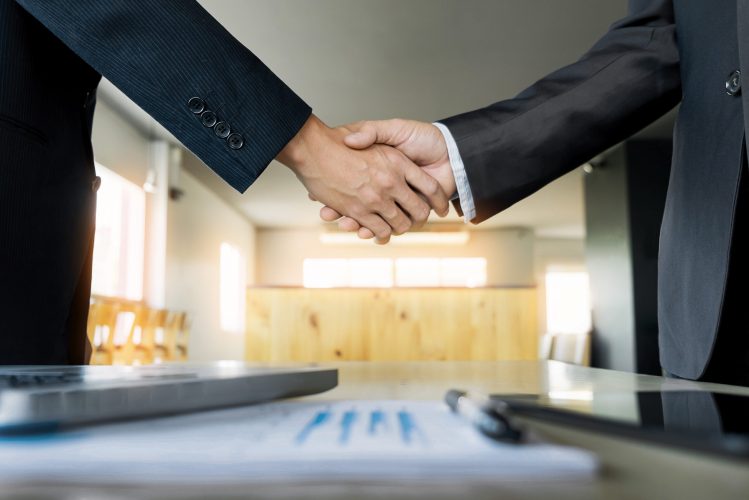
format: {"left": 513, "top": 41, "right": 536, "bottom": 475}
{"left": 245, "top": 287, "right": 538, "bottom": 362}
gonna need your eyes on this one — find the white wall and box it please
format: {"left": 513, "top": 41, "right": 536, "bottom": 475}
{"left": 166, "top": 171, "right": 256, "bottom": 362}
{"left": 256, "top": 228, "right": 535, "bottom": 287}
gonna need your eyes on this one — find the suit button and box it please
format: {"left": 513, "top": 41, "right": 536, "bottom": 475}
{"left": 227, "top": 133, "right": 244, "bottom": 150}
{"left": 92, "top": 176, "right": 101, "bottom": 192}
{"left": 187, "top": 97, "right": 206, "bottom": 114}
{"left": 201, "top": 111, "right": 217, "bottom": 128}
{"left": 214, "top": 121, "right": 231, "bottom": 139}
{"left": 726, "top": 70, "right": 741, "bottom": 96}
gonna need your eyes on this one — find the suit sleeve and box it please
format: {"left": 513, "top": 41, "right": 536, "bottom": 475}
{"left": 440, "top": 0, "right": 681, "bottom": 223}
{"left": 14, "top": 0, "right": 312, "bottom": 193}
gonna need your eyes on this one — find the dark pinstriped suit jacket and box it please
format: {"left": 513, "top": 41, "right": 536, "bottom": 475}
{"left": 0, "top": 0, "right": 311, "bottom": 363}
{"left": 442, "top": 0, "right": 748, "bottom": 379}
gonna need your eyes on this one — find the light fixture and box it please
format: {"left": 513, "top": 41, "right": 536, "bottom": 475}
{"left": 143, "top": 168, "right": 157, "bottom": 193}
{"left": 319, "top": 231, "right": 470, "bottom": 246}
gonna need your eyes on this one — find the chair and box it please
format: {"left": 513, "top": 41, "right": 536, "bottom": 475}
{"left": 87, "top": 299, "right": 120, "bottom": 365}
{"left": 540, "top": 332, "right": 591, "bottom": 366}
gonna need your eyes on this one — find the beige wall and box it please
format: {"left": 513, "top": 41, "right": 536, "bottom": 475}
{"left": 256, "top": 227, "right": 536, "bottom": 287}
{"left": 92, "top": 100, "right": 257, "bottom": 362}
{"left": 166, "top": 171, "right": 256, "bottom": 362}
{"left": 92, "top": 101, "right": 150, "bottom": 187}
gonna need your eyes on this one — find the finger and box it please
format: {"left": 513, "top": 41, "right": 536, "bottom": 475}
{"left": 338, "top": 217, "right": 360, "bottom": 232}
{"left": 404, "top": 164, "right": 450, "bottom": 217}
{"left": 358, "top": 214, "right": 392, "bottom": 244}
{"left": 357, "top": 227, "right": 375, "bottom": 239}
{"left": 344, "top": 120, "right": 401, "bottom": 150}
{"left": 320, "top": 206, "right": 342, "bottom": 222}
{"left": 377, "top": 202, "right": 413, "bottom": 236}
{"left": 392, "top": 187, "right": 431, "bottom": 231}
{"left": 343, "top": 126, "right": 378, "bottom": 150}
{"left": 308, "top": 193, "right": 318, "bottom": 202}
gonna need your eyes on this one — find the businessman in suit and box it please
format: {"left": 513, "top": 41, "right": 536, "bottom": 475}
{"left": 0, "top": 0, "right": 450, "bottom": 364}
{"left": 324, "top": 0, "right": 749, "bottom": 385}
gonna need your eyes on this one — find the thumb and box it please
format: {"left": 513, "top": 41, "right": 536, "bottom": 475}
{"left": 343, "top": 127, "right": 377, "bottom": 150}
{"left": 344, "top": 120, "right": 399, "bottom": 150}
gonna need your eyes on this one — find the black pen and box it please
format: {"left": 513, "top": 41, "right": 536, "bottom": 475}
{"left": 444, "top": 389, "right": 524, "bottom": 443}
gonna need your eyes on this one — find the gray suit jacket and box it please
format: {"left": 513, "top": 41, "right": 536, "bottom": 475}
{"left": 441, "top": 0, "right": 747, "bottom": 379}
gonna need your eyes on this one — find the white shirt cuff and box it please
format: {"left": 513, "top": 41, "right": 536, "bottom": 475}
{"left": 432, "top": 122, "right": 476, "bottom": 222}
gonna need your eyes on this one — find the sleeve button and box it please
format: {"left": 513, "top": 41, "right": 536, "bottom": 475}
{"left": 201, "top": 111, "right": 217, "bottom": 128}
{"left": 214, "top": 121, "right": 231, "bottom": 139}
{"left": 227, "top": 133, "right": 244, "bottom": 150}
{"left": 726, "top": 70, "right": 742, "bottom": 96}
{"left": 187, "top": 97, "right": 205, "bottom": 114}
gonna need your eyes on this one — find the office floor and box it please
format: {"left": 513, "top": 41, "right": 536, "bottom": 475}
{"left": 3, "top": 361, "right": 749, "bottom": 500}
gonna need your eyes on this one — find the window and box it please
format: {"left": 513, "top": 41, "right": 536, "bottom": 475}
{"left": 545, "top": 271, "right": 592, "bottom": 334}
{"left": 394, "top": 258, "right": 440, "bottom": 287}
{"left": 395, "top": 258, "right": 486, "bottom": 287}
{"left": 303, "top": 258, "right": 487, "bottom": 288}
{"left": 220, "top": 242, "right": 245, "bottom": 334}
{"left": 91, "top": 163, "right": 146, "bottom": 301}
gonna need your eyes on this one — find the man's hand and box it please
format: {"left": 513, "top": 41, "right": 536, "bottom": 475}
{"left": 276, "top": 115, "right": 449, "bottom": 244}
{"left": 319, "top": 119, "right": 456, "bottom": 239}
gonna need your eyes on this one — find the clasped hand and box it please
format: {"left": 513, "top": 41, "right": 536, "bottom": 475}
{"left": 276, "top": 115, "right": 455, "bottom": 244}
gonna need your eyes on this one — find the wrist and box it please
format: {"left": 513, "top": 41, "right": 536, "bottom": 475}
{"left": 276, "top": 114, "right": 329, "bottom": 175}
{"left": 443, "top": 161, "right": 458, "bottom": 199}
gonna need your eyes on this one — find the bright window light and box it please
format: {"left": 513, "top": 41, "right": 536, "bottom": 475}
{"left": 546, "top": 271, "right": 592, "bottom": 334}
{"left": 440, "top": 258, "right": 487, "bottom": 288}
{"left": 349, "top": 259, "right": 393, "bottom": 288}
{"left": 220, "top": 243, "right": 245, "bottom": 334}
{"left": 91, "top": 163, "right": 146, "bottom": 301}
{"left": 303, "top": 258, "right": 350, "bottom": 288}
{"left": 303, "top": 258, "right": 488, "bottom": 288}
{"left": 395, "top": 258, "right": 440, "bottom": 287}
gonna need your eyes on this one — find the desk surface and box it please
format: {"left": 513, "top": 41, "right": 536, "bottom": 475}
{"left": 5, "top": 361, "right": 749, "bottom": 500}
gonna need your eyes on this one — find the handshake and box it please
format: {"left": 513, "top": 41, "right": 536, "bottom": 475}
{"left": 276, "top": 115, "right": 456, "bottom": 244}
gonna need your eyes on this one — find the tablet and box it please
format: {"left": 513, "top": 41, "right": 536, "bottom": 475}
{"left": 491, "top": 391, "right": 749, "bottom": 460}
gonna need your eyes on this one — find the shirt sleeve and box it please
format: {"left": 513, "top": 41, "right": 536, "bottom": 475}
{"left": 433, "top": 122, "right": 476, "bottom": 222}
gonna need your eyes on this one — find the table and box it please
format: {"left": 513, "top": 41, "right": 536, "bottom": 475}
{"left": 4, "top": 361, "right": 749, "bottom": 499}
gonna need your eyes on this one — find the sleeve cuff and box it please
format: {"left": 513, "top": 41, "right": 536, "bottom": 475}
{"left": 432, "top": 122, "right": 476, "bottom": 222}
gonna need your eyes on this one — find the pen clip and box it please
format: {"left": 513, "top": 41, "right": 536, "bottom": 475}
{"left": 445, "top": 389, "right": 525, "bottom": 443}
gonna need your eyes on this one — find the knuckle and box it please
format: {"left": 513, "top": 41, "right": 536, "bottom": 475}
{"left": 427, "top": 178, "right": 441, "bottom": 196}
{"left": 349, "top": 205, "right": 366, "bottom": 219}
{"left": 398, "top": 219, "right": 412, "bottom": 235}
{"left": 361, "top": 190, "right": 381, "bottom": 208}
{"left": 383, "top": 208, "right": 399, "bottom": 221}
{"left": 416, "top": 206, "right": 430, "bottom": 223}
{"left": 376, "top": 226, "right": 391, "bottom": 239}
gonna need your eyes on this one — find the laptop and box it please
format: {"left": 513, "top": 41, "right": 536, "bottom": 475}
{"left": 0, "top": 362, "right": 337, "bottom": 433}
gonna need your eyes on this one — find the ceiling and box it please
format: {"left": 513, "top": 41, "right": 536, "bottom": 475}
{"left": 99, "top": 0, "right": 676, "bottom": 236}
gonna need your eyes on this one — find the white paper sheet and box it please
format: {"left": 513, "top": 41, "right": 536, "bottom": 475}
{"left": 0, "top": 400, "right": 597, "bottom": 484}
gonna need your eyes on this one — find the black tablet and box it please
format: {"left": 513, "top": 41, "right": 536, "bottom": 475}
{"left": 491, "top": 391, "right": 749, "bottom": 460}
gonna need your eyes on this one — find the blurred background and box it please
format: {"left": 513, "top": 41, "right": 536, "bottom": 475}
{"left": 87, "top": 0, "right": 675, "bottom": 375}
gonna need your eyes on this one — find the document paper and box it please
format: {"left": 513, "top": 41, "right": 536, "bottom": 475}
{"left": 0, "top": 400, "right": 597, "bottom": 484}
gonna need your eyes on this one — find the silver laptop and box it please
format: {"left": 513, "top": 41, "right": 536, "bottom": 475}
{"left": 0, "top": 362, "right": 337, "bottom": 433}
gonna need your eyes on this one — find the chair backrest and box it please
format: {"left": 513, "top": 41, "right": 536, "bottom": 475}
{"left": 87, "top": 300, "right": 120, "bottom": 365}
{"left": 87, "top": 298, "right": 189, "bottom": 365}
{"left": 540, "top": 332, "right": 591, "bottom": 366}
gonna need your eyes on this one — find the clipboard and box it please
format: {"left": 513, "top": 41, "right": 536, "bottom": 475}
{"left": 490, "top": 390, "right": 749, "bottom": 461}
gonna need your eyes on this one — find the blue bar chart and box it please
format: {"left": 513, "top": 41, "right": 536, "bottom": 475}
{"left": 294, "top": 407, "right": 425, "bottom": 447}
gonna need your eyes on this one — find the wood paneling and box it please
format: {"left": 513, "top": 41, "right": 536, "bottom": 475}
{"left": 246, "top": 288, "right": 538, "bottom": 362}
